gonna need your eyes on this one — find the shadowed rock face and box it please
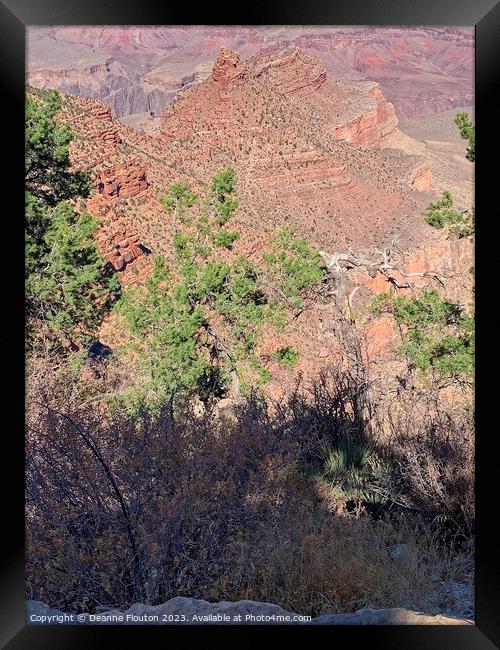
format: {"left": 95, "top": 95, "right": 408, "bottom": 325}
{"left": 26, "top": 26, "right": 473, "bottom": 125}
{"left": 26, "top": 598, "right": 473, "bottom": 625}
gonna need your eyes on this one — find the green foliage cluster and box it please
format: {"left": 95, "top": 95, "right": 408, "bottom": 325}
{"left": 27, "top": 202, "right": 118, "bottom": 348}
{"left": 25, "top": 90, "right": 119, "bottom": 351}
{"left": 424, "top": 191, "right": 474, "bottom": 237}
{"left": 372, "top": 288, "right": 474, "bottom": 381}
{"left": 115, "top": 256, "right": 213, "bottom": 412}
{"left": 423, "top": 115, "right": 475, "bottom": 242}
{"left": 270, "top": 346, "right": 300, "bottom": 367}
{"left": 263, "top": 227, "right": 328, "bottom": 308}
{"left": 25, "top": 90, "right": 90, "bottom": 206}
{"left": 162, "top": 166, "right": 240, "bottom": 253}
{"left": 454, "top": 112, "right": 475, "bottom": 162}
{"left": 117, "top": 172, "right": 330, "bottom": 412}
{"left": 213, "top": 229, "right": 240, "bottom": 249}
{"left": 160, "top": 182, "right": 197, "bottom": 227}
{"left": 211, "top": 167, "right": 239, "bottom": 223}
{"left": 116, "top": 252, "right": 276, "bottom": 412}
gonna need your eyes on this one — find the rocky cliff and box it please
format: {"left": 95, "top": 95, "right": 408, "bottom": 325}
{"left": 96, "top": 160, "right": 148, "bottom": 199}
{"left": 248, "top": 47, "right": 399, "bottom": 148}
{"left": 46, "top": 43, "right": 439, "bottom": 291}
{"left": 158, "top": 46, "right": 432, "bottom": 252}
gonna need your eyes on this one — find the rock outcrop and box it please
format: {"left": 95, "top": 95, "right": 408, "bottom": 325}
{"left": 212, "top": 47, "right": 247, "bottom": 85}
{"left": 409, "top": 160, "right": 433, "bottom": 191}
{"left": 156, "top": 45, "right": 433, "bottom": 255}
{"left": 97, "top": 159, "right": 148, "bottom": 199}
{"left": 98, "top": 228, "right": 144, "bottom": 271}
{"left": 246, "top": 48, "right": 398, "bottom": 148}
{"left": 253, "top": 151, "right": 355, "bottom": 193}
{"left": 26, "top": 598, "right": 473, "bottom": 625}
{"left": 328, "top": 82, "right": 398, "bottom": 147}
{"left": 84, "top": 100, "right": 122, "bottom": 144}
{"left": 252, "top": 46, "right": 327, "bottom": 94}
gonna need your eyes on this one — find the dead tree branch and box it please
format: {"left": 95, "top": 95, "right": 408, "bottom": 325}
{"left": 319, "top": 246, "right": 448, "bottom": 292}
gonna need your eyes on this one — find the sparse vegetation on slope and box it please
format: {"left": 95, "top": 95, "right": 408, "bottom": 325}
{"left": 115, "top": 170, "right": 329, "bottom": 413}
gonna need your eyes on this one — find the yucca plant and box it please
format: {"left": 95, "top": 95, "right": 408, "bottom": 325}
{"left": 322, "top": 439, "right": 393, "bottom": 515}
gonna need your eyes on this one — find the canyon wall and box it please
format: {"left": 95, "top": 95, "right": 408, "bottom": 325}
{"left": 27, "top": 26, "right": 474, "bottom": 126}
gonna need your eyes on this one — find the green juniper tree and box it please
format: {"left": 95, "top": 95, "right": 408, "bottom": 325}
{"left": 116, "top": 172, "right": 329, "bottom": 414}
{"left": 27, "top": 202, "right": 119, "bottom": 349}
{"left": 160, "top": 182, "right": 197, "bottom": 232}
{"left": 26, "top": 90, "right": 90, "bottom": 206}
{"left": 263, "top": 227, "right": 328, "bottom": 308}
{"left": 424, "top": 190, "right": 474, "bottom": 237}
{"left": 454, "top": 112, "right": 475, "bottom": 162}
{"left": 26, "top": 89, "right": 119, "bottom": 351}
{"left": 372, "top": 288, "right": 474, "bottom": 383}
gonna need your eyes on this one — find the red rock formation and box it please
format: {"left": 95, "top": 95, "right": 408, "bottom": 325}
{"left": 364, "top": 315, "right": 399, "bottom": 361}
{"left": 246, "top": 49, "right": 399, "bottom": 148}
{"left": 100, "top": 125, "right": 121, "bottom": 145}
{"left": 254, "top": 151, "right": 355, "bottom": 192}
{"left": 59, "top": 96, "right": 122, "bottom": 152}
{"left": 154, "top": 46, "right": 439, "bottom": 254}
{"left": 251, "top": 46, "right": 327, "bottom": 94}
{"left": 97, "top": 227, "right": 144, "bottom": 271}
{"left": 212, "top": 48, "right": 247, "bottom": 85}
{"left": 87, "top": 100, "right": 122, "bottom": 145}
{"left": 302, "top": 80, "right": 397, "bottom": 148}
{"left": 28, "top": 27, "right": 473, "bottom": 126}
{"left": 88, "top": 102, "right": 113, "bottom": 121}
{"left": 409, "top": 160, "right": 433, "bottom": 191}
{"left": 97, "top": 159, "right": 148, "bottom": 199}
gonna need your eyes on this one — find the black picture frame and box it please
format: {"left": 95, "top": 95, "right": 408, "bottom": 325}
{"left": 2, "top": 0, "right": 499, "bottom": 647}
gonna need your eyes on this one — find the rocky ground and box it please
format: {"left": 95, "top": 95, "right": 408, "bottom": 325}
{"left": 401, "top": 108, "right": 474, "bottom": 209}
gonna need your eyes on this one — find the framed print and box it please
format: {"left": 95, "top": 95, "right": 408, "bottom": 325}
{"left": 1, "top": 0, "right": 499, "bottom": 647}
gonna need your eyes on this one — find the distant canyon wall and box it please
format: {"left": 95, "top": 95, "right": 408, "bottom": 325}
{"left": 26, "top": 26, "right": 474, "bottom": 126}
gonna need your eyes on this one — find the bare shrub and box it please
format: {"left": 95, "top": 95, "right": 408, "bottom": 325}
{"left": 384, "top": 401, "right": 474, "bottom": 538}
{"left": 26, "top": 362, "right": 473, "bottom": 616}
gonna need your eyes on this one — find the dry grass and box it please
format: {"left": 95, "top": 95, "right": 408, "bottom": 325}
{"left": 26, "top": 357, "right": 473, "bottom": 617}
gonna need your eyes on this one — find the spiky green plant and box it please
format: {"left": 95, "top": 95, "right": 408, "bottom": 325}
{"left": 322, "top": 439, "right": 393, "bottom": 514}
